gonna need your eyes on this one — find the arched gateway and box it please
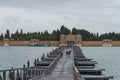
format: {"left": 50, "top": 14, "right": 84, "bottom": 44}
{"left": 60, "top": 34, "right": 82, "bottom": 46}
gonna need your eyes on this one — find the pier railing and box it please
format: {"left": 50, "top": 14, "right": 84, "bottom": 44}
{"left": 0, "top": 47, "right": 64, "bottom": 80}
{"left": 0, "top": 56, "right": 60, "bottom": 80}
{"left": 48, "top": 54, "right": 61, "bottom": 71}
{"left": 73, "top": 47, "right": 85, "bottom": 80}
{"left": 0, "top": 66, "right": 48, "bottom": 80}
{"left": 0, "top": 54, "right": 61, "bottom": 80}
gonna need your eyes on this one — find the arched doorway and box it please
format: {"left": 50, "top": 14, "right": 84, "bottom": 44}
{"left": 67, "top": 40, "right": 74, "bottom": 46}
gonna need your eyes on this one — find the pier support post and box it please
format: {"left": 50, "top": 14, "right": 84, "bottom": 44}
{"left": 9, "top": 67, "right": 14, "bottom": 80}
{"left": 23, "top": 64, "right": 25, "bottom": 68}
{"left": 3, "top": 70, "right": 6, "bottom": 80}
{"left": 23, "top": 65, "right": 26, "bottom": 80}
{"left": 34, "top": 59, "right": 37, "bottom": 66}
{"left": 27, "top": 60, "right": 30, "bottom": 67}
{"left": 0, "top": 73, "right": 2, "bottom": 80}
{"left": 16, "top": 69, "right": 20, "bottom": 80}
{"left": 37, "top": 58, "right": 39, "bottom": 62}
{"left": 41, "top": 53, "right": 45, "bottom": 60}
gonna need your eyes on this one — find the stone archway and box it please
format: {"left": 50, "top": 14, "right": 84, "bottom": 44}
{"left": 67, "top": 40, "right": 74, "bottom": 46}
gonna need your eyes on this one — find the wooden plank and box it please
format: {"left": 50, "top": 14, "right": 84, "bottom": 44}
{"left": 78, "top": 69, "right": 105, "bottom": 75}
{"left": 74, "top": 58, "right": 93, "bottom": 61}
{"left": 77, "top": 66, "right": 95, "bottom": 69}
{"left": 83, "top": 75, "right": 113, "bottom": 80}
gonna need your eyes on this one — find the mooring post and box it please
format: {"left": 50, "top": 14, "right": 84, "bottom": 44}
{"left": 9, "top": 67, "right": 14, "bottom": 80}
{"left": 16, "top": 69, "right": 20, "bottom": 80}
{"left": 47, "top": 53, "right": 49, "bottom": 57}
{"left": 43, "top": 53, "right": 45, "bottom": 59}
{"left": 23, "top": 64, "right": 25, "bottom": 68}
{"left": 34, "top": 59, "right": 37, "bottom": 66}
{"left": 41, "top": 53, "right": 45, "bottom": 61}
{"left": 0, "top": 73, "right": 2, "bottom": 80}
{"left": 3, "top": 70, "right": 6, "bottom": 80}
{"left": 23, "top": 65, "right": 26, "bottom": 80}
{"left": 50, "top": 52, "right": 52, "bottom": 55}
{"left": 27, "top": 60, "right": 30, "bottom": 67}
{"left": 37, "top": 58, "right": 39, "bottom": 62}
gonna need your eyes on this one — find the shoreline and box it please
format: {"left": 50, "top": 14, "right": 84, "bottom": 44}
{"left": 1, "top": 41, "right": 120, "bottom": 46}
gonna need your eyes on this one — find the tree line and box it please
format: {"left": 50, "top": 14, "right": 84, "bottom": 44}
{"left": 0, "top": 25, "right": 120, "bottom": 41}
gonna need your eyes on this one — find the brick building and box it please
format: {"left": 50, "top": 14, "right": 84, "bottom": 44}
{"left": 60, "top": 34, "right": 82, "bottom": 46}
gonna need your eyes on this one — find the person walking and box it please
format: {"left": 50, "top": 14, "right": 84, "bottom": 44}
{"left": 69, "top": 51, "right": 71, "bottom": 57}
{"left": 61, "top": 52, "right": 63, "bottom": 58}
{"left": 66, "top": 51, "right": 68, "bottom": 58}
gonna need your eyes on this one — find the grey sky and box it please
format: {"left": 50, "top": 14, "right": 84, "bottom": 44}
{"left": 0, "top": 0, "right": 120, "bottom": 34}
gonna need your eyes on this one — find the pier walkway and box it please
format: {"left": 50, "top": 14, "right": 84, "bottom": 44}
{"left": 38, "top": 47, "right": 74, "bottom": 80}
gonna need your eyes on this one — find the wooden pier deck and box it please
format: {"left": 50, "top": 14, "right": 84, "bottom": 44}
{"left": 36, "top": 47, "right": 75, "bottom": 80}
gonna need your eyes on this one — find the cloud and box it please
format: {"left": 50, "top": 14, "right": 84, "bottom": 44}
{"left": 0, "top": 0, "right": 120, "bottom": 34}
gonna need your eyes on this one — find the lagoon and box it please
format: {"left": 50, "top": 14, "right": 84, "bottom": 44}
{"left": 0, "top": 46, "right": 119, "bottom": 80}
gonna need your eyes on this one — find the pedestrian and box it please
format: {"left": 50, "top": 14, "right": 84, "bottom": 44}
{"left": 69, "top": 51, "right": 71, "bottom": 57}
{"left": 66, "top": 51, "right": 68, "bottom": 57}
{"left": 61, "top": 52, "right": 63, "bottom": 58}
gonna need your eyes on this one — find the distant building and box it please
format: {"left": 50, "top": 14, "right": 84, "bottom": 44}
{"left": 60, "top": 34, "right": 82, "bottom": 46}
{"left": 4, "top": 38, "right": 9, "bottom": 46}
{"left": 30, "top": 39, "right": 39, "bottom": 46}
{"left": 102, "top": 39, "right": 112, "bottom": 47}
{"left": 30, "top": 39, "right": 50, "bottom": 46}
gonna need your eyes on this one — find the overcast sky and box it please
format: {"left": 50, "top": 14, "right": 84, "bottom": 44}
{"left": 0, "top": 0, "right": 120, "bottom": 34}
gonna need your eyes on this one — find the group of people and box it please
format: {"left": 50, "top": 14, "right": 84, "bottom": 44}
{"left": 66, "top": 51, "right": 71, "bottom": 57}
{"left": 60, "top": 50, "right": 72, "bottom": 58}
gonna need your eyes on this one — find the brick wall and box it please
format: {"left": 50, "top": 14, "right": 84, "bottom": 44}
{"left": 82, "top": 41, "right": 103, "bottom": 46}
{"left": 0, "top": 40, "right": 120, "bottom": 46}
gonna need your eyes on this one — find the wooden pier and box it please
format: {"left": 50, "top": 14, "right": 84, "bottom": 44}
{"left": 73, "top": 46, "right": 113, "bottom": 80}
{"left": 0, "top": 46, "right": 113, "bottom": 80}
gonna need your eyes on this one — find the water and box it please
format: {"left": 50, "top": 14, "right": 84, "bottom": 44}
{"left": 0, "top": 46, "right": 119, "bottom": 80}
{"left": 81, "top": 47, "right": 120, "bottom": 80}
{"left": 0, "top": 46, "right": 57, "bottom": 70}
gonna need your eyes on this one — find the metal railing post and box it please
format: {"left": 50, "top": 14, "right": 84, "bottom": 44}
{"left": 3, "top": 71, "right": 6, "bottom": 80}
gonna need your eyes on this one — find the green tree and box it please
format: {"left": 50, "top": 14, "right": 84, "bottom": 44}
{"left": 20, "top": 29, "right": 23, "bottom": 35}
{"left": 72, "top": 28, "right": 78, "bottom": 35}
{"left": 78, "top": 29, "right": 91, "bottom": 41}
{"left": 60, "top": 25, "right": 70, "bottom": 35}
{"left": 5, "top": 29, "right": 10, "bottom": 39}
{"left": 14, "top": 30, "right": 19, "bottom": 40}
{"left": 2, "top": 25, "right": 120, "bottom": 41}
{"left": 0, "top": 33, "right": 4, "bottom": 40}
{"left": 52, "top": 29, "right": 60, "bottom": 40}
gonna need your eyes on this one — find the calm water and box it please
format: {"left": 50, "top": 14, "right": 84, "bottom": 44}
{"left": 0, "top": 46, "right": 119, "bottom": 80}
{"left": 0, "top": 46, "right": 57, "bottom": 70}
{"left": 81, "top": 47, "right": 120, "bottom": 80}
